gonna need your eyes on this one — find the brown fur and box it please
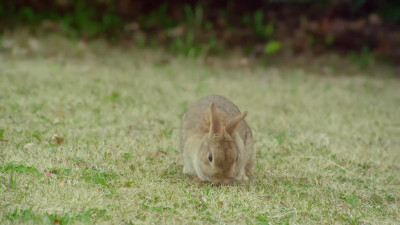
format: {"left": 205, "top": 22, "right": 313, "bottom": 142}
{"left": 180, "top": 95, "right": 255, "bottom": 185}
{"left": 210, "top": 132, "right": 235, "bottom": 173}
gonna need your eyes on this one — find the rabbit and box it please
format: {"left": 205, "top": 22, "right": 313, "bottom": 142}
{"left": 179, "top": 94, "right": 255, "bottom": 185}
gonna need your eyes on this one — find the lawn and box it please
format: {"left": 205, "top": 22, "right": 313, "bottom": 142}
{"left": 0, "top": 35, "right": 399, "bottom": 224}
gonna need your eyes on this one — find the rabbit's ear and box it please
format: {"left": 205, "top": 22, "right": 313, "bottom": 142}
{"left": 209, "top": 103, "right": 221, "bottom": 134}
{"left": 226, "top": 111, "right": 247, "bottom": 135}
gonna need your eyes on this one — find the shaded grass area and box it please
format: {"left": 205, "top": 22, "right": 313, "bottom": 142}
{"left": 0, "top": 35, "right": 399, "bottom": 224}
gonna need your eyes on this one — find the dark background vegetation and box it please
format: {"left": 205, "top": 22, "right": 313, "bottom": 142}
{"left": 1, "top": 0, "right": 400, "bottom": 62}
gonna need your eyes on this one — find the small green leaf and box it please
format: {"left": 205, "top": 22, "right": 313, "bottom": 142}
{"left": 151, "top": 206, "right": 164, "bottom": 211}
{"left": 32, "top": 131, "right": 41, "bottom": 141}
{"left": 124, "top": 181, "right": 134, "bottom": 187}
{"left": 255, "top": 214, "right": 268, "bottom": 224}
{"left": 147, "top": 157, "right": 154, "bottom": 162}
{"left": 341, "top": 194, "right": 359, "bottom": 207}
{"left": 160, "top": 129, "right": 173, "bottom": 139}
{"left": 264, "top": 41, "right": 282, "bottom": 54}
{"left": 140, "top": 204, "right": 149, "bottom": 210}
{"left": 122, "top": 153, "right": 132, "bottom": 159}
{"left": 274, "top": 131, "right": 285, "bottom": 145}
{"left": 0, "top": 128, "right": 4, "bottom": 138}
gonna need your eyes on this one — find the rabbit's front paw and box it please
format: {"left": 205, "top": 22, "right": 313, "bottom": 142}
{"left": 236, "top": 173, "right": 249, "bottom": 181}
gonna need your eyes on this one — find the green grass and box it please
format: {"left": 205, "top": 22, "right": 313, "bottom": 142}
{"left": 0, "top": 35, "right": 399, "bottom": 224}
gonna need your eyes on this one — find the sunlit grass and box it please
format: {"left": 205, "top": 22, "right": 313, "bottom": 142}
{"left": 0, "top": 35, "right": 399, "bottom": 224}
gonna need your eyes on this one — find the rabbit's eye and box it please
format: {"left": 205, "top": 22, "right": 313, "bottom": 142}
{"left": 208, "top": 153, "right": 213, "bottom": 162}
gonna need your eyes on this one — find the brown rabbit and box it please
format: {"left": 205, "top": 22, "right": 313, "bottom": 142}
{"left": 179, "top": 95, "right": 255, "bottom": 185}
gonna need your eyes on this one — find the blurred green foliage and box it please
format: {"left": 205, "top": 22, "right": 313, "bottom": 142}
{"left": 0, "top": 1, "right": 124, "bottom": 38}
{"left": 0, "top": 0, "right": 399, "bottom": 58}
{"left": 264, "top": 41, "right": 282, "bottom": 54}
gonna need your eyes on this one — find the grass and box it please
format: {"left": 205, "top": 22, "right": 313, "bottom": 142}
{"left": 0, "top": 34, "right": 399, "bottom": 224}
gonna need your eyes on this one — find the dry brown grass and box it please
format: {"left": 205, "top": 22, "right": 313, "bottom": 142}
{"left": 0, "top": 34, "right": 399, "bottom": 224}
